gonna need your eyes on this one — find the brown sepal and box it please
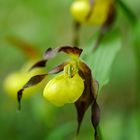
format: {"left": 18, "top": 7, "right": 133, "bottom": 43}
{"left": 43, "top": 46, "right": 83, "bottom": 59}
{"left": 59, "top": 46, "right": 83, "bottom": 57}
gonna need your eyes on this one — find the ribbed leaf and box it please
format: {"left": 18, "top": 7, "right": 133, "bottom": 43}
{"left": 83, "top": 38, "right": 121, "bottom": 92}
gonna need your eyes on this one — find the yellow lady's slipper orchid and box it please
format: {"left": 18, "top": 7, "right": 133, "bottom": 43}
{"left": 15, "top": 46, "right": 100, "bottom": 139}
{"left": 70, "top": 0, "right": 113, "bottom": 25}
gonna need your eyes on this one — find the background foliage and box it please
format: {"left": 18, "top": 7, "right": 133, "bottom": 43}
{"left": 0, "top": 0, "right": 140, "bottom": 140}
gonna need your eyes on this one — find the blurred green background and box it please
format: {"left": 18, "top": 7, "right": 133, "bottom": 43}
{"left": 0, "top": 0, "right": 140, "bottom": 140}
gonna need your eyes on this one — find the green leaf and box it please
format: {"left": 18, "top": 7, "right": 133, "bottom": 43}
{"left": 82, "top": 38, "right": 121, "bottom": 92}
{"left": 116, "top": 0, "right": 137, "bottom": 25}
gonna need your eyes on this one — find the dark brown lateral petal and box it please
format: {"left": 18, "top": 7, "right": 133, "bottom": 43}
{"left": 75, "top": 61, "right": 100, "bottom": 138}
{"left": 48, "top": 62, "right": 68, "bottom": 74}
{"left": 17, "top": 74, "right": 47, "bottom": 110}
{"left": 75, "top": 61, "right": 96, "bottom": 135}
{"left": 91, "top": 101, "right": 100, "bottom": 140}
{"left": 59, "top": 46, "right": 83, "bottom": 57}
{"left": 29, "top": 60, "right": 47, "bottom": 71}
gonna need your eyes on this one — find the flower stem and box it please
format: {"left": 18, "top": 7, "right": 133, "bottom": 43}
{"left": 73, "top": 21, "right": 81, "bottom": 47}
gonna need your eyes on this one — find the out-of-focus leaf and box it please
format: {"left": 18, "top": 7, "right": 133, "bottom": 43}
{"left": 116, "top": 0, "right": 137, "bottom": 24}
{"left": 6, "top": 36, "right": 38, "bottom": 59}
{"left": 132, "top": 20, "right": 140, "bottom": 48}
{"left": 82, "top": 38, "right": 121, "bottom": 92}
{"left": 132, "top": 21, "right": 140, "bottom": 109}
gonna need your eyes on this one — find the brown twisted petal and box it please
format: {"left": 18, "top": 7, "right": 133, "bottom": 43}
{"left": 17, "top": 74, "right": 47, "bottom": 110}
{"left": 91, "top": 100, "right": 100, "bottom": 140}
{"left": 75, "top": 61, "right": 99, "bottom": 135}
